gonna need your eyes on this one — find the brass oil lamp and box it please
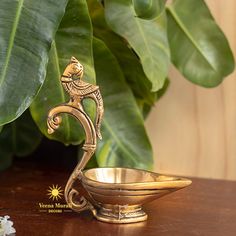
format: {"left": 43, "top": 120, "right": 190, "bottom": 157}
{"left": 47, "top": 57, "right": 191, "bottom": 223}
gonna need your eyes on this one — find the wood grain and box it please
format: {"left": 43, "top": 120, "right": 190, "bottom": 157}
{"left": 1, "top": 162, "right": 236, "bottom": 236}
{"left": 146, "top": 0, "right": 236, "bottom": 180}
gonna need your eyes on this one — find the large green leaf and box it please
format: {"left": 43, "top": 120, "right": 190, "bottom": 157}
{"left": 30, "top": 0, "right": 95, "bottom": 145}
{"left": 133, "top": 0, "right": 167, "bottom": 20}
{"left": 0, "top": 0, "right": 68, "bottom": 125}
{"left": 104, "top": 0, "right": 170, "bottom": 91}
{"left": 88, "top": 0, "right": 156, "bottom": 106}
{"left": 94, "top": 38, "right": 153, "bottom": 170}
{"left": 167, "top": 0, "right": 235, "bottom": 87}
{"left": 0, "top": 110, "right": 42, "bottom": 170}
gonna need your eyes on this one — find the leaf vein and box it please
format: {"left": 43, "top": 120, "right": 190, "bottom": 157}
{"left": 0, "top": 0, "right": 25, "bottom": 87}
{"left": 167, "top": 6, "right": 217, "bottom": 72}
{"left": 103, "top": 118, "right": 138, "bottom": 164}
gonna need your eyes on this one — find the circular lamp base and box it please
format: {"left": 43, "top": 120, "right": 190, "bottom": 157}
{"left": 94, "top": 205, "right": 147, "bottom": 224}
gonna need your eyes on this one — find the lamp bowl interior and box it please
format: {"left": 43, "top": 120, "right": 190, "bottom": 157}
{"left": 82, "top": 167, "right": 191, "bottom": 190}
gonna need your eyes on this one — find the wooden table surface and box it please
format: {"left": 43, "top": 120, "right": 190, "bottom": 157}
{"left": 0, "top": 162, "right": 236, "bottom": 236}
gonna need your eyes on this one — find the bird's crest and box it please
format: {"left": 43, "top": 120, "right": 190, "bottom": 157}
{"left": 70, "top": 56, "right": 79, "bottom": 64}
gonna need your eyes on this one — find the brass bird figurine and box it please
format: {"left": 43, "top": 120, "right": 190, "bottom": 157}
{"left": 47, "top": 57, "right": 104, "bottom": 213}
{"left": 59, "top": 57, "right": 104, "bottom": 140}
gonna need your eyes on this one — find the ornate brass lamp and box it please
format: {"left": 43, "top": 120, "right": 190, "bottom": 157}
{"left": 47, "top": 57, "right": 192, "bottom": 224}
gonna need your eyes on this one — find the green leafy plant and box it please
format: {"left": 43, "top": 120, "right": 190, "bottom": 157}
{"left": 0, "top": 0, "right": 234, "bottom": 170}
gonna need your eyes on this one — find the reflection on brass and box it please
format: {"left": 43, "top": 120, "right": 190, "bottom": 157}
{"left": 47, "top": 57, "right": 192, "bottom": 224}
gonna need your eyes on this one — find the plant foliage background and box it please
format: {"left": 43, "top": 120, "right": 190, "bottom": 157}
{"left": 0, "top": 0, "right": 234, "bottom": 171}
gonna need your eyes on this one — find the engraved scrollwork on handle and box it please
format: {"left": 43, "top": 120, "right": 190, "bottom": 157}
{"left": 47, "top": 57, "right": 104, "bottom": 213}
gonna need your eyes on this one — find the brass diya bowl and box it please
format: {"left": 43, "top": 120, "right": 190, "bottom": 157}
{"left": 81, "top": 167, "right": 192, "bottom": 223}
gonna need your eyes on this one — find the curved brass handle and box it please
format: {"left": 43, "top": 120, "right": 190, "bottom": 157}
{"left": 47, "top": 57, "right": 104, "bottom": 213}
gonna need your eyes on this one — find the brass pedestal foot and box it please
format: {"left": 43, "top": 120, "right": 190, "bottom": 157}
{"left": 94, "top": 205, "right": 147, "bottom": 224}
